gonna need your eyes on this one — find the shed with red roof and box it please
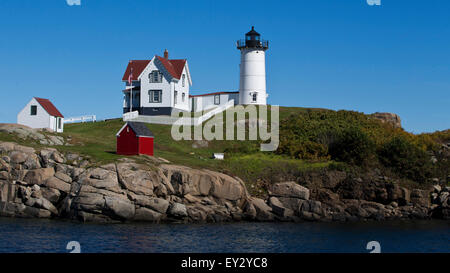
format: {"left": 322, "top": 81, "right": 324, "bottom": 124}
{"left": 17, "top": 97, "right": 64, "bottom": 133}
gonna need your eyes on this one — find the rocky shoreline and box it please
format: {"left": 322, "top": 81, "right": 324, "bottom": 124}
{"left": 0, "top": 141, "right": 449, "bottom": 223}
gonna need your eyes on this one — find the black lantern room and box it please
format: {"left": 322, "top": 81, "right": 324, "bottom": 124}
{"left": 237, "top": 26, "right": 269, "bottom": 50}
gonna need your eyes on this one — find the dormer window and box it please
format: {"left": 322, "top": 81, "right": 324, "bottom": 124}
{"left": 149, "top": 70, "right": 163, "bottom": 83}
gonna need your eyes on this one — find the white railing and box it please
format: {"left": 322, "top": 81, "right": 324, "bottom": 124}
{"left": 64, "top": 115, "right": 97, "bottom": 124}
{"left": 122, "top": 100, "right": 236, "bottom": 126}
{"left": 123, "top": 111, "right": 139, "bottom": 121}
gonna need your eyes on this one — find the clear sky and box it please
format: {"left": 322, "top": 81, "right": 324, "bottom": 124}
{"left": 0, "top": 0, "right": 449, "bottom": 133}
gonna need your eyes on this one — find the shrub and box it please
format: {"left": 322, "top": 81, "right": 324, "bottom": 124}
{"left": 378, "top": 136, "right": 433, "bottom": 183}
{"left": 328, "top": 127, "right": 376, "bottom": 166}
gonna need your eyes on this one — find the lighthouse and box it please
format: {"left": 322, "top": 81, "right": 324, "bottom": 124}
{"left": 237, "top": 26, "right": 269, "bottom": 105}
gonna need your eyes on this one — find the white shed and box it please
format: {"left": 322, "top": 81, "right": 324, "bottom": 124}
{"left": 17, "top": 97, "right": 64, "bottom": 133}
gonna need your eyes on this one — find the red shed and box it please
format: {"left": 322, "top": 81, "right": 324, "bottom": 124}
{"left": 116, "top": 122, "right": 154, "bottom": 156}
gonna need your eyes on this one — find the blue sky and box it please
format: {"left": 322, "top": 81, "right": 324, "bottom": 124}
{"left": 0, "top": 0, "right": 449, "bottom": 133}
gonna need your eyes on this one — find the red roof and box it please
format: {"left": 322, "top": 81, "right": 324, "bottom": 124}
{"left": 122, "top": 60, "right": 151, "bottom": 82}
{"left": 155, "top": 56, "right": 186, "bottom": 79}
{"left": 34, "top": 97, "right": 64, "bottom": 118}
{"left": 189, "top": 91, "right": 239, "bottom": 98}
{"left": 122, "top": 57, "right": 187, "bottom": 82}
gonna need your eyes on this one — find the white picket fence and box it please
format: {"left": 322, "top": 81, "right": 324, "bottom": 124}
{"left": 64, "top": 115, "right": 97, "bottom": 124}
{"left": 123, "top": 100, "right": 235, "bottom": 126}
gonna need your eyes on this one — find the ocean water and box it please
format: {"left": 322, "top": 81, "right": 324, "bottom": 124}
{"left": 0, "top": 218, "right": 448, "bottom": 253}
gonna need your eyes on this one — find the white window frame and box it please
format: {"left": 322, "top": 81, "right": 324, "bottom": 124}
{"left": 149, "top": 90, "right": 162, "bottom": 103}
{"left": 182, "top": 92, "right": 185, "bottom": 102}
{"left": 174, "top": 91, "right": 178, "bottom": 105}
{"left": 182, "top": 74, "right": 185, "bottom": 87}
{"left": 149, "top": 70, "right": 162, "bottom": 83}
{"left": 214, "top": 95, "right": 220, "bottom": 105}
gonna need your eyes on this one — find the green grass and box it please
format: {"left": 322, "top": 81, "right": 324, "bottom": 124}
{"left": 57, "top": 108, "right": 334, "bottom": 188}
{"left": 3, "top": 105, "right": 446, "bottom": 194}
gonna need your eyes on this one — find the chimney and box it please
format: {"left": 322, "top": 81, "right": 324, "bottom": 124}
{"left": 164, "top": 49, "right": 169, "bottom": 59}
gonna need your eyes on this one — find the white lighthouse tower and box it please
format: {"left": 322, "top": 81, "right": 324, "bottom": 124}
{"left": 237, "top": 26, "right": 269, "bottom": 105}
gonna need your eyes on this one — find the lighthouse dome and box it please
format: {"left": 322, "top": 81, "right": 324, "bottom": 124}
{"left": 237, "top": 26, "right": 268, "bottom": 49}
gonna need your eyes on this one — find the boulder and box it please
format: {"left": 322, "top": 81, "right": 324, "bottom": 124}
{"left": 300, "top": 200, "right": 323, "bottom": 215}
{"left": 186, "top": 205, "right": 207, "bottom": 222}
{"left": 211, "top": 177, "right": 244, "bottom": 201}
{"left": 104, "top": 196, "right": 135, "bottom": 220}
{"left": 249, "top": 197, "right": 274, "bottom": 221}
{"left": 271, "top": 182, "right": 310, "bottom": 200}
{"left": 48, "top": 135, "right": 64, "bottom": 146}
{"left": 134, "top": 207, "right": 163, "bottom": 222}
{"left": 134, "top": 196, "right": 169, "bottom": 214}
{"left": 41, "top": 187, "right": 61, "bottom": 203}
{"left": 9, "top": 151, "right": 28, "bottom": 164}
{"left": 116, "top": 163, "right": 155, "bottom": 196}
{"left": 371, "top": 112, "right": 402, "bottom": 128}
{"left": 34, "top": 198, "right": 59, "bottom": 215}
{"left": 23, "top": 154, "right": 41, "bottom": 170}
{"left": 0, "top": 171, "right": 9, "bottom": 180}
{"left": 45, "top": 176, "right": 71, "bottom": 193}
{"left": 0, "top": 158, "right": 10, "bottom": 172}
{"left": 398, "top": 187, "right": 410, "bottom": 205}
{"left": 268, "top": 197, "right": 294, "bottom": 218}
{"left": 78, "top": 168, "right": 122, "bottom": 193}
{"left": 23, "top": 206, "right": 52, "bottom": 218}
{"left": 12, "top": 145, "right": 35, "bottom": 154}
{"left": 23, "top": 168, "right": 55, "bottom": 185}
{"left": 411, "top": 189, "right": 430, "bottom": 207}
{"left": 0, "top": 142, "right": 16, "bottom": 153}
{"left": 277, "top": 197, "right": 303, "bottom": 212}
{"left": 168, "top": 202, "right": 188, "bottom": 217}
{"left": 54, "top": 172, "right": 72, "bottom": 183}
{"left": 72, "top": 192, "right": 106, "bottom": 212}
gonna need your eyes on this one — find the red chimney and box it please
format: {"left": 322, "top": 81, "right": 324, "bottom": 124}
{"left": 164, "top": 49, "right": 169, "bottom": 59}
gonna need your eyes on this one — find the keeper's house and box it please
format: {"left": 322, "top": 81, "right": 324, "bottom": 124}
{"left": 116, "top": 122, "right": 154, "bottom": 156}
{"left": 17, "top": 97, "right": 64, "bottom": 133}
{"left": 122, "top": 50, "right": 192, "bottom": 116}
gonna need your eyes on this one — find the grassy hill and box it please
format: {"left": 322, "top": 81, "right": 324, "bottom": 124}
{"left": 1, "top": 106, "right": 448, "bottom": 196}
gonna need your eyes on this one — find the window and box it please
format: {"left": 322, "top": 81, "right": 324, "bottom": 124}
{"left": 149, "top": 70, "right": 163, "bottom": 83}
{"left": 252, "top": 93, "right": 257, "bottom": 102}
{"left": 58, "top": 118, "right": 62, "bottom": 129}
{"left": 214, "top": 95, "right": 220, "bottom": 105}
{"left": 149, "top": 90, "right": 162, "bottom": 103}
{"left": 174, "top": 91, "right": 178, "bottom": 104}
{"left": 30, "top": 105, "right": 37, "bottom": 115}
{"left": 182, "top": 93, "right": 185, "bottom": 102}
{"left": 182, "top": 74, "right": 185, "bottom": 87}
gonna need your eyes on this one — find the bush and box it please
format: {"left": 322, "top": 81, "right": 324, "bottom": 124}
{"left": 329, "top": 127, "right": 376, "bottom": 166}
{"left": 378, "top": 136, "right": 433, "bottom": 183}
